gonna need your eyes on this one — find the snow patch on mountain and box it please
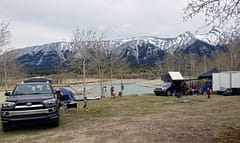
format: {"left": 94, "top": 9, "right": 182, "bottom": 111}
{"left": 195, "top": 27, "right": 223, "bottom": 46}
{"left": 114, "top": 31, "right": 197, "bottom": 55}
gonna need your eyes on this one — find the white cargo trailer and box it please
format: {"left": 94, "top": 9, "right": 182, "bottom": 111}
{"left": 213, "top": 71, "right": 240, "bottom": 92}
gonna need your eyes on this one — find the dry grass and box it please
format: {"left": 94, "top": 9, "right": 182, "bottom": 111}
{"left": 0, "top": 94, "right": 240, "bottom": 143}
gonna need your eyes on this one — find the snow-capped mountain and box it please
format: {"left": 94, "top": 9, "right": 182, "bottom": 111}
{"left": 113, "top": 27, "right": 224, "bottom": 55}
{"left": 15, "top": 27, "right": 227, "bottom": 72}
{"left": 195, "top": 27, "right": 224, "bottom": 46}
{"left": 16, "top": 41, "right": 73, "bottom": 59}
{"left": 111, "top": 27, "right": 225, "bottom": 65}
{"left": 16, "top": 42, "right": 73, "bottom": 72}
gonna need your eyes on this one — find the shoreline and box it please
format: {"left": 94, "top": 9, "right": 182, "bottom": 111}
{"left": 0, "top": 78, "right": 162, "bottom": 103}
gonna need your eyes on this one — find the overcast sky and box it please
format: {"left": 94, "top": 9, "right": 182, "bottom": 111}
{"left": 0, "top": 0, "right": 209, "bottom": 48}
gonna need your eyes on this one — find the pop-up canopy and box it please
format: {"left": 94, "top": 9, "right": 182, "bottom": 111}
{"left": 198, "top": 68, "right": 220, "bottom": 79}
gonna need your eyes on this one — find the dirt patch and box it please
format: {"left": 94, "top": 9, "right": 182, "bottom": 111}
{"left": 213, "top": 126, "right": 240, "bottom": 143}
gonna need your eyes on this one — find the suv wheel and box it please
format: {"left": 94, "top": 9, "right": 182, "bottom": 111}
{"left": 2, "top": 123, "right": 11, "bottom": 132}
{"left": 51, "top": 111, "right": 60, "bottom": 127}
{"left": 154, "top": 92, "right": 160, "bottom": 96}
{"left": 51, "top": 118, "right": 59, "bottom": 127}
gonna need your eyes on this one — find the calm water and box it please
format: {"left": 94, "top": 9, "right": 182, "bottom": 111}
{"left": 86, "top": 80, "right": 153, "bottom": 96}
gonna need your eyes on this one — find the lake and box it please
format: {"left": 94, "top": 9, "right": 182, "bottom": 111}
{"left": 85, "top": 79, "right": 154, "bottom": 96}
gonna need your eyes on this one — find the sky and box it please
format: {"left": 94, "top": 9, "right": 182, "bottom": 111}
{"left": 0, "top": 0, "right": 209, "bottom": 48}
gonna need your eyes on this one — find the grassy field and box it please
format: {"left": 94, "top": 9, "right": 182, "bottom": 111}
{"left": 0, "top": 94, "right": 240, "bottom": 143}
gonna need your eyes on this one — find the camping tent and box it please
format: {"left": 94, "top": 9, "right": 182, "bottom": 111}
{"left": 59, "top": 87, "right": 76, "bottom": 104}
{"left": 198, "top": 68, "right": 220, "bottom": 79}
{"left": 161, "top": 72, "right": 184, "bottom": 82}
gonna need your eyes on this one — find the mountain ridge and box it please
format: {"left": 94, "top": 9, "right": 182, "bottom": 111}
{"left": 15, "top": 27, "right": 227, "bottom": 72}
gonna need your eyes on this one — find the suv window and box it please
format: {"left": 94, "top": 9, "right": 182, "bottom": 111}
{"left": 162, "top": 82, "right": 171, "bottom": 88}
{"left": 12, "top": 84, "right": 52, "bottom": 96}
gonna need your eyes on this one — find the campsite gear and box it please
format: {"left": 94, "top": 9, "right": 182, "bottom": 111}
{"left": 66, "top": 102, "right": 78, "bottom": 108}
{"left": 59, "top": 87, "right": 100, "bottom": 108}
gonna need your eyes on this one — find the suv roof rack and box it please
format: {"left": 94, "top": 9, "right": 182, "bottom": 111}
{"left": 23, "top": 77, "right": 52, "bottom": 83}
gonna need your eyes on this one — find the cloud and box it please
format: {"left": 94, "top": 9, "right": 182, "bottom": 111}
{"left": 0, "top": 0, "right": 208, "bottom": 48}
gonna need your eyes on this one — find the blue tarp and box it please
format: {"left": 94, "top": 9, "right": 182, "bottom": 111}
{"left": 59, "top": 87, "right": 100, "bottom": 104}
{"left": 59, "top": 87, "right": 71, "bottom": 95}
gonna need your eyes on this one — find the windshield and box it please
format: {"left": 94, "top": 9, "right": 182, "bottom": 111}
{"left": 12, "top": 84, "right": 52, "bottom": 96}
{"left": 161, "top": 82, "right": 171, "bottom": 88}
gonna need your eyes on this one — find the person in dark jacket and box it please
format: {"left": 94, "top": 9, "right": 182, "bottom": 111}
{"left": 207, "top": 87, "right": 211, "bottom": 98}
{"left": 110, "top": 86, "right": 115, "bottom": 98}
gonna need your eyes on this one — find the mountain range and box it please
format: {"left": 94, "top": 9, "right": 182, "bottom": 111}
{"left": 15, "top": 27, "right": 227, "bottom": 73}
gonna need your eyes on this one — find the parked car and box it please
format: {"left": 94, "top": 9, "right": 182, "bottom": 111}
{"left": 154, "top": 82, "right": 172, "bottom": 96}
{"left": 1, "top": 77, "right": 60, "bottom": 131}
{"left": 223, "top": 88, "right": 240, "bottom": 96}
{"left": 154, "top": 80, "right": 188, "bottom": 96}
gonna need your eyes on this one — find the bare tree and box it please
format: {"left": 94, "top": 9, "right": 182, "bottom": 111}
{"left": 0, "top": 22, "right": 11, "bottom": 90}
{"left": 87, "top": 34, "right": 107, "bottom": 98}
{"left": 72, "top": 28, "right": 98, "bottom": 104}
{"left": 109, "top": 48, "right": 122, "bottom": 83}
{"left": 184, "top": 0, "right": 240, "bottom": 72}
{"left": 72, "top": 28, "right": 109, "bottom": 99}
{"left": 227, "top": 35, "right": 240, "bottom": 70}
{"left": 210, "top": 50, "right": 225, "bottom": 70}
{"left": 190, "top": 53, "right": 199, "bottom": 76}
{"left": 184, "top": 0, "right": 240, "bottom": 27}
{"left": 0, "top": 22, "right": 10, "bottom": 49}
{"left": 164, "top": 54, "right": 175, "bottom": 72}
{"left": 155, "top": 59, "right": 165, "bottom": 76}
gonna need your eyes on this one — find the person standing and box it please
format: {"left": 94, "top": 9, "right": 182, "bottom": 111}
{"left": 207, "top": 87, "right": 211, "bottom": 98}
{"left": 103, "top": 86, "right": 107, "bottom": 98}
{"left": 110, "top": 86, "right": 115, "bottom": 98}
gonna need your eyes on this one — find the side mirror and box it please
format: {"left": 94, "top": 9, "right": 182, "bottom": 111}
{"left": 54, "top": 90, "right": 61, "bottom": 99}
{"left": 5, "top": 92, "right": 11, "bottom": 96}
{"left": 55, "top": 90, "right": 61, "bottom": 94}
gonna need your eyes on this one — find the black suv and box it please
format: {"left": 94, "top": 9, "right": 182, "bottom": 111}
{"left": 154, "top": 80, "right": 188, "bottom": 96}
{"left": 1, "top": 77, "right": 60, "bottom": 131}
